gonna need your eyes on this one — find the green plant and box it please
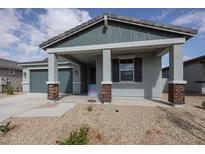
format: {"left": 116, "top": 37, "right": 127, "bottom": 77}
{"left": 0, "top": 121, "right": 12, "bottom": 133}
{"left": 3, "top": 85, "right": 14, "bottom": 95}
{"left": 201, "top": 101, "right": 205, "bottom": 109}
{"left": 87, "top": 105, "right": 93, "bottom": 112}
{"left": 59, "top": 126, "right": 89, "bottom": 145}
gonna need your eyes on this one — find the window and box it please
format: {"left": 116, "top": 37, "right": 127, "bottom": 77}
{"left": 8, "top": 70, "right": 15, "bottom": 75}
{"left": 120, "top": 59, "right": 134, "bottom": 82}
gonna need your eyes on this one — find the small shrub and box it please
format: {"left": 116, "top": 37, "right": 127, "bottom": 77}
{"left": 59, "top": 126, "right": 89, "bottom": 145}
{"left": 87, "top": 105, "right": 93, "bottom": 112}
{"left": 0, "top": 121, "right": 12, "bottom": 133}
{"left": 201, "top": 101, "right": 205, "bottom": 109}
{"left": 3, "top": 85, "right": 14, "bottom": 95}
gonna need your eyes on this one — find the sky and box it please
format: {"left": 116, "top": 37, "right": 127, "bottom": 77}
{"left": 0, "top": 8, "right": 205, "bottom": 67}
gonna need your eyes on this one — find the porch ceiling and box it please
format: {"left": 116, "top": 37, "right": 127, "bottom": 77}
{"left": 49, "top": 38, "right": 185, "bottom": 64}
{"left": 60, "top": 47, "right": 166, "bottom": 64}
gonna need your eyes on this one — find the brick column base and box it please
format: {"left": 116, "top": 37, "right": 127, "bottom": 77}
{"left": 168, "top": 84, "right": 185, "bottom": 105}
{"left": 47, "top": 84, "right": 59, "bottom": 100}
{"left": 102, "top": 84, "right": 112, "bottom": 102}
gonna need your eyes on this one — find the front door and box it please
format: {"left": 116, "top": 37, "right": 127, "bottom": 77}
{"left": 89, "top": 67, "right": 96, "bottom": 84}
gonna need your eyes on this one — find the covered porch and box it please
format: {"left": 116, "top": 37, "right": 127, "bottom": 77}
{"left": 46, "top": 38, "right": 186, "bottom": 105}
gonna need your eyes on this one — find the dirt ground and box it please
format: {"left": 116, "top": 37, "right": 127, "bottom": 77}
{"left": 0, "top": 93, "right": 205, "bottom": 145}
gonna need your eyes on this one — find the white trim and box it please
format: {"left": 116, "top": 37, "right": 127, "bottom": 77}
{"left": 28, "top": 66, "right": 74, "bottom": 70}
{"left": 46, "top": 81, "right": 60, "bottom": 84}
{"left": 117, "top": 55, "right": 136, "bottom": 59}
{"left": 47, "top": 38, "right": 186, "bottom": 54}
{"left": 104, "top": 14, "right": 108, "bottom": 28}
{"left": 109, "top": 18, "right": 195, "bottom": 37}
{"left": 168, "top": 80, "right": 187, "bottom": 84}
{"left": 156, "top": 48, "right": 169, "bottom": 57}
{"left": 19, "top": 61, "right": 70, "bottom": 66}
{"left": 42, "top": 19, "right": 104, "bottom": 49}
{"left": 101, "top": 81, "right": 112, "bottom": 84}
{"left": 21, "top": 82, "right": 29, "bottom": 84}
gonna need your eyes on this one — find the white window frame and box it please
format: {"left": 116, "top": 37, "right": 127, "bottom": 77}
{"left": 119, "top": 58, "right": 134, "bottom": 82}
{"left": 8, "top": 70, "right": 15, "bottom": 75}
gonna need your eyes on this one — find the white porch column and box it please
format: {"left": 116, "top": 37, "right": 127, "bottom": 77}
{"left": 168, "top": 44, "right": 186, "bottom": 105}
{"left": 101, "top": 49, "right": 112, "bottom": 102}
{"left": 48, "top": 53, "right": 58, "bottom": 83}
{"left": 169, "top": 44, "right": 185, "bottom": 82}
{"left": 102, "top": 49, "right": 112, "bottom": 82}
{"left": 47, "top": 53, "right": 59, "bottom": 100}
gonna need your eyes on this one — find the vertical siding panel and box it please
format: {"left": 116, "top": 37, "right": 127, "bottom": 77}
{"left": 51, "top": 20, "right": 182, "bottom": 48}
{"left": 132, "top": 26, "right": 148, "bottom": 41}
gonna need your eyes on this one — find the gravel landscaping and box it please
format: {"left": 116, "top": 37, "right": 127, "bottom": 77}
{"left": 0, "top": 93, "right": 205, "bottom": 145}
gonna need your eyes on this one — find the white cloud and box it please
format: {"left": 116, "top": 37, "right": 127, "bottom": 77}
{"left": 0, "top": 50, "right": 10, "bottom": 58}
{"left": 0, "top": 32, "right": 19, "bottom": 47}
{"left": 0, "top": 8, "right": 91, "bottom": 62}
{"left": 172, "top": 10, "right": 205, "bottom": 33}
{"left": 39, "top": 8, "right": 91, "bottom": 38}
{"left": 0, "top": 9, "right": 21, "bottom": 48}
{"left": 152, "top": 9, "right": 174, "bottom": 21}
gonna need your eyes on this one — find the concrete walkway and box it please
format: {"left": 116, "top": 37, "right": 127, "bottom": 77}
{"left": 0, "top": 93, "right": 47, "bottom": 122}
{"left": 15, "top": 102, "right": 76, "bottom": 117}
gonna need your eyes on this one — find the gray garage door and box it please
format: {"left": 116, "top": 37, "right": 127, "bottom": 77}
{"left": 30, "top": 68, "right": 73, "bottom": 93}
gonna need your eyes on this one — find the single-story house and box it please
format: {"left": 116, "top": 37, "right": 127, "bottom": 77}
{"left": 20, "top": 13, "right": 198, "bottom": 105}
{"left": 0, "top": 58, "right": 22, "bottom": 92}
{"left": 163, "top": 55, "right": 205, "bottom": 94}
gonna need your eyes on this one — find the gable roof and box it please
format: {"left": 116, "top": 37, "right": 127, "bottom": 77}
{"left": 162, "top": 54, "right": 205, "bottom": 71}
{"left": 0, "top": 58, "right": 22, "bottom": 70}
{"left": 39, "top": 13, "right": 198, "bottom": 49}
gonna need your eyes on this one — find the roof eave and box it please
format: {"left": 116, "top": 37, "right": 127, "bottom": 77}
{"left": 39, "top": 13, "right": 198, "bottom": 50}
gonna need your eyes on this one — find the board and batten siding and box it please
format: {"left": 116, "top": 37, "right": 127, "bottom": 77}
{"left": 50, "top": 21, "right": 183, "bottom": 48}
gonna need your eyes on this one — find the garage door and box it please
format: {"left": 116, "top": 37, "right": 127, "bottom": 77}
{"left": 30, "top": 68, "right": 73, "bottom": 93}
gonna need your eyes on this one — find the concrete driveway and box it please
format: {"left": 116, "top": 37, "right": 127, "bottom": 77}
{"left": 0, "top": 93, "right": 47, "bottom": 122}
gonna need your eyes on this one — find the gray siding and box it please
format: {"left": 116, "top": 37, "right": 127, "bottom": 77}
{"left": 51, "top": 21, "right": 182, "bottom": 48}
{"left": 184, "top": 62, "right": 202, "bottom": 92}
{"left": 0, "top": 69, "right": 22, "bottom": 91}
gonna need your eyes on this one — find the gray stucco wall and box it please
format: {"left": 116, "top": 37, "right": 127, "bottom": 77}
{"left": 96, "top": 55, "right": 103, "bottom": 98}
{"left": 96, "top": 52, "right": 163, "bottom": 98}
{"left": 51, "top": 21, "right": 183, "bottom": 48}
{"left": 113, "top": 52, "right": 162, "bottom": 98}
{"left": 162, "top": 62, "right": 204, "bottom": 93}
{"left": 0, "top": 69, "right": 22, "bottom": 91}
{"left": 184, "top": 62, "right": 202, "bottom": 92}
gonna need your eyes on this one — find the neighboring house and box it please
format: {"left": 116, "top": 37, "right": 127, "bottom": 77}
{"left": 163, "top": 55, "right": 205, "bottom": 94}
{"left": 0, "top": 58, "right": 22, "bottom": 92}
{"left": 20, "top": 13, "right": 198, "bottom": 105}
